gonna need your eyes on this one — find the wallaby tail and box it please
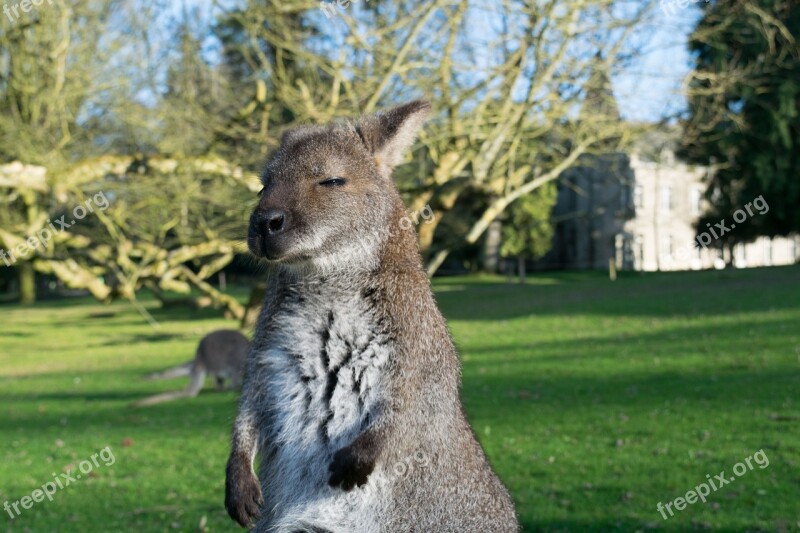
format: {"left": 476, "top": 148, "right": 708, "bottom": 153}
{"left": 131, "top": 367, "right": 207, "bottom": 408}
{"left": 144, "top": 361, "right": 193, "bottom": 381}
{"left": 130, "top": 389, "right": 194, "bottom": 407}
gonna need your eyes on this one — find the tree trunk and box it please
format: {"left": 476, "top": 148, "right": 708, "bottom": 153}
{"left": 725, "top": 241, "right": 735, "bottom": 268}
{"left": 417, "top": 210, "right": 445, "bottom": 261}
{"left": 482, "top": 219, "right": 502, "bottom": 273}
{"left": 415, "top": 185, "right": 461, "bottom": 262}
{"left": 19, "top": 261, "right": 36, "bottom": 305}
{"left": 518, "top": 256, "right": 526, "bottom": 284}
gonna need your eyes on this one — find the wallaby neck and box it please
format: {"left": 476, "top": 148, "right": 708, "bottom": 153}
{"left": 374, "top": 199, "right": 426, "bottom": 273}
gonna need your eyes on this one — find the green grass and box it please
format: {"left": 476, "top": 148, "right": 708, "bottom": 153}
{"left": 1, "top": 266, "right": 799, "bottom": 532}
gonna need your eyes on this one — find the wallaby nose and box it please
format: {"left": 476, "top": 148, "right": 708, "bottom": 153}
{"left": 258, "top": 208, "right": 287, "bottom": 235}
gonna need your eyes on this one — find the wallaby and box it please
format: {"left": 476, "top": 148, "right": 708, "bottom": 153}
{"left": 132, "top": 329, "right": 249, "bottom": 407}
{"left": 225, "top": 100, "right": 519, "bottom": 532}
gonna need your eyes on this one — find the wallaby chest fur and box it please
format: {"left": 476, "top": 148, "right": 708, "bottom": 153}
{"left": 250, "top": 277, "right": 393, "bottom": 530}
{"left": 226, "top": 100, "right": 518, "bottom": 532}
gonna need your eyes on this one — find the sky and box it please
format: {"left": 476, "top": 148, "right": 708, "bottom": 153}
{"left": 613, "top": 3, "right": 703, "bottom": 122}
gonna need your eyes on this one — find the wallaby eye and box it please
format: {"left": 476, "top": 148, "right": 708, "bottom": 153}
{"left": 318, "top": 177, "right": 347, "bottom": 187}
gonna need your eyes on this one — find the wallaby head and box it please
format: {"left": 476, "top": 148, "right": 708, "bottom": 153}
{"left": 247, "top": 100, "right": 431, "bottom": 272}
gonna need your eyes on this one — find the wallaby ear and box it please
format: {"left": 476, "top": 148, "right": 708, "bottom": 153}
{"left": 356, "top": 100, "right": 431, "bottom": 173}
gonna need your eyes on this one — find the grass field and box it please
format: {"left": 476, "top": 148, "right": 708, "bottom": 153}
{"left": 1, "top": 266, "right": 799, "bottom": 532}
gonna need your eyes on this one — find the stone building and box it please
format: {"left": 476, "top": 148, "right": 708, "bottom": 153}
{"left": 512, "top": 60, "right": 797, "bottom": 273}
{"left": 536, "top": 150, "right": 799, "bottom": 272}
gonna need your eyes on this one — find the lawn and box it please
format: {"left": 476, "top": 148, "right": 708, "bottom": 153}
{"left": 1, "top": 266, "right": 798, "bottom": 532}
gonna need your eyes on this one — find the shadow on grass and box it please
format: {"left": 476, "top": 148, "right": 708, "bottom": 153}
{"left": 1, "top": 378, "right": 238, "bottom": 437}
{"left": 457, "top": 315, "right": 799, "bottom": 418}
{"left": 519, "top": 518, "right": 747, "bottom": 532}
{"left": 461, "top": 366, "right": 800, "bottom": 413}
{"left": 96, "top": 332, "right": 190, "bottom": 346}
{"left": 1, "top": 390, "right": 191, "bottom": 402}
{"left": 435, "top": 265, "right": 800, "bottom": 321}
{"left": 148, "top": 305, "right": 232, "bottom": 323}
{"left": 461, "top": 317, "right": 800, "bottom": 365}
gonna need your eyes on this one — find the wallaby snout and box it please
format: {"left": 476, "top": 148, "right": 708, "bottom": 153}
{"left": 248, "top": 206, "right": 291, "bottom": 259}
{"left": 260, "top": 208, "right": 287, "bottom": 235}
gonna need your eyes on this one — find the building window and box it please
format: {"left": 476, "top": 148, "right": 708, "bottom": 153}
{"left": 763, "top": 238, "right": 773, "bottom": 265}
{"left": 634, "top": 185, "right": 643, "bottom": 209}
{"left": 735, "top": 243, "right": 746, "bottom": 267}
{"left": 690, "top": 189, "right": 702, "bottom": 216}
{"left": 660, "top": 234, "right": 673, "bottom": 259}
{"left": 660, "top": 186, "right": 672, "bottom": 212}
{"left": 635, "top": 234, "right": 644, "bottom": 266}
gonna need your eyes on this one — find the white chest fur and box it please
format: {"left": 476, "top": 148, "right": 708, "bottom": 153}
{"left": 253, "top": 281, "right": 392, "bottom": 530}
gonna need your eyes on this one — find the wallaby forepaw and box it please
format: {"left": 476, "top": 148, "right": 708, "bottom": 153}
{"left": 225, "top": 458, "right": 263, "bottom": 528}
{"left": 328, "top": 445, "right": 375, "bottom": 491}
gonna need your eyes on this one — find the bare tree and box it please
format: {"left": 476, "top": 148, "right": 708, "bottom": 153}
{"left": 216, "top": 0, "right": 656, "bottom": 274}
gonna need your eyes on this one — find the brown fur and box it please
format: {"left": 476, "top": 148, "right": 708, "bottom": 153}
{"left": 226, "top": 101, "right": 518, "bottom": 532}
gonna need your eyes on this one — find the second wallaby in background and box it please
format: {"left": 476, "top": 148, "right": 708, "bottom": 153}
{"left": 225, "top": 100, "right": 518, "bottom": 532}
{"left": 133, "top": 329, "right": 249, "bottom": 407}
